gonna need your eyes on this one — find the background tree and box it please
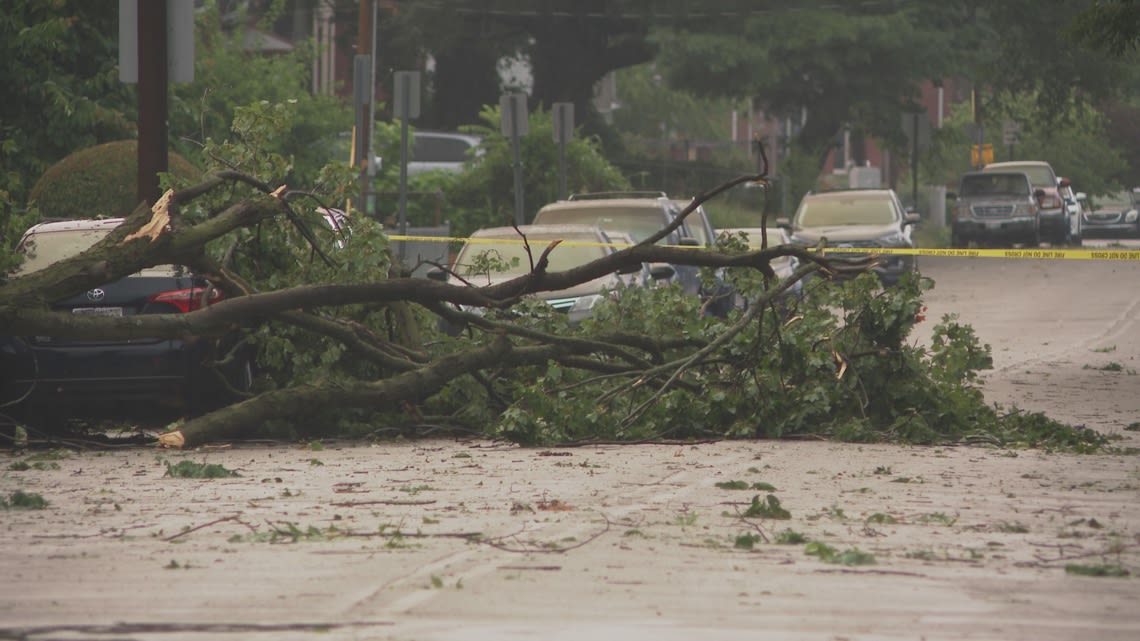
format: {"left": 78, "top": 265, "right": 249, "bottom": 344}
{"left": 170, "top": 1, "right": 351, "bottom": 186}
{"left": 0, "top": 0, "right": 134, "bottom": 205}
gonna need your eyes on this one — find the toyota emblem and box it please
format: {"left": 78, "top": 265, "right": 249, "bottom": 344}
{"left": 86, "top": 288, "right": 106, "bottom": 302}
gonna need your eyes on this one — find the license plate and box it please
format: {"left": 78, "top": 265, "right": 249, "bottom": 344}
{"left": 72, "top": 306, "right": 123, "bottom": 317}
{"left": 985, "top": 221, "right": 1004, "bottom": 230}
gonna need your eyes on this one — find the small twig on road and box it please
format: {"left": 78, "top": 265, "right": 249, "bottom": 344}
{"left": 479, "top": 513, "right": 612, "bottom": 554}
{"left": 554, "top": 438, "right": 721, "bottom": 448}
{"left": 329, "top": 499, "right": 437, "bottom": 507}
{"left": 163, "top": 514, "right": 246, "bottom": 542}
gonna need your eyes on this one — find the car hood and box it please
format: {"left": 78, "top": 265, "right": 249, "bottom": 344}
{"left": 792, "top": 223, "right": 900, "bottom": 244}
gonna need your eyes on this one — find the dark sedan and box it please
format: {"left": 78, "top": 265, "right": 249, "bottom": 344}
{"left": 1082, "top": 189, "right": 1140, "bottom": 238}
{"left": 1, "top": 219, "right": 251, "bottom": 430}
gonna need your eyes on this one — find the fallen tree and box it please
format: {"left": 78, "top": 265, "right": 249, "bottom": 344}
{"left": 0, "top": 110, "right": 1105, "bottom": 453}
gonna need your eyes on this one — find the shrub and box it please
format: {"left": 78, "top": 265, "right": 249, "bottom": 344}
{"left": 27, "top": 140, "right": 201, "bottom": 218}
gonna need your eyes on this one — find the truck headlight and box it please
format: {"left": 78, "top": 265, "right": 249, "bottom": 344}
{"left": 1127, "top": 210, "right": 1138, "bottom": 223}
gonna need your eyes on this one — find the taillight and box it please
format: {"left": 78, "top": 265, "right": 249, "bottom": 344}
{"left": 148, "top": 287, "right": 224, "bottom": 313}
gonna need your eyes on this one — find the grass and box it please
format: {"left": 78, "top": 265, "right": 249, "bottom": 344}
{"left": 1064, "top": 564, "right": 1130, "bottom": 578}
{"left": 914, "top": 223, "right": 951, "bottom": 248}
{"left": 742, "top": 494, "right": 791, "bottom": 519}
{"left": 716, "top": 480, "right": 777, "bottom": 491}
{"left": 774, "top": 529, "right": 808, "bottom": 544}
{"left": 2, "top": 490, "right": 48, "bottom": 510}
{"left": 734, "top": 533, "right": 763, "bottom": 549}
{"left": 673, "top": 511, "right": 699, "bottom": 527}
{"left": 916, "top": 512, "right": 958, "bottom": 526}
{"left": 164, "top": 460, "right": 240, "bottom": 478}
{"left": 804, "top": 542, "right": 876, "bottom": 566}
{"left": 993, "top": 520, "right": 1029, "bottom": 533}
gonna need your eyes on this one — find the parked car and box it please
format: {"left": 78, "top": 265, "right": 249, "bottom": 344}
{"left": 780, "top": 188, "right": 919, "bottom": 287}
{"left": 0, "top": 219, "right": 253, "bottom": 429}
{"left": 1056, "top": 177, "right": 1085, "bottom": 245}
{"left": 532, "top": 192, "right": 735, "bottom": 316}
{"left": 982, "top": 160, "right": 1071, "bottom": 245}
{"left": 718, "top": 226, "right": 803, "bottom": 303}
{"left": 428, "top": 224, "right": 671, "bottom": 327}
{"left": 407, "top": 131, "right": 484, "bottom": 176}
{"left": 1082, "top": 189, "right": 1140, "bottom": 237}
{"left": 950, "top": 171, "right": 1042, "bottom": 247}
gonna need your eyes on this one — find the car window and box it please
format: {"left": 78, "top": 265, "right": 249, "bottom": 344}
{"left": 535, "top": 206, "right": 671, "bottom": 243}
{"left": 795, "top": 195, "right": 899, "bottom": 227}
{"left": 987, "top": 164, "right": 1054, "bottom": 188}
{"left": 960, "top": 174, "right": 1030, "bottom": 197}
{"left": 413, "top": 136, "right": 476, "bottom": 163}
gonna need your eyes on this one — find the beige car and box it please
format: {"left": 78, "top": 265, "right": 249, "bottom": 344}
{"left": 429, "top": 224, "right": 670, "bottom": 326}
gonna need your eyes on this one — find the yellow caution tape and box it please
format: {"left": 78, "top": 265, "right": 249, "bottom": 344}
{"left": 386, "top": 235, "right": 1140, "bottom": 261}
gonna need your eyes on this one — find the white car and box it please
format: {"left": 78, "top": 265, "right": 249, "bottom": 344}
{"left": 1057, "top": 176, "right": 1085, "bottom": 246}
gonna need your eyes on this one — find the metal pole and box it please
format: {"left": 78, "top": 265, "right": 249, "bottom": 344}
{"left": 911, "top": 112, "right": 919, "bottom": 210}
{"left": 511, "top": 107, "right": 524, "bottom": 226}
{"left": 398, "top": 97, "right": 410, "bottom": 262}
{"left": 366, "top": 0, "right": 378, "bottom": 216}
{"left": 558, "top": 139, "right": 567, "bottom": 200}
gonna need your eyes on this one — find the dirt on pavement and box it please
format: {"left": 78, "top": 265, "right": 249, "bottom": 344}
{"left": 1, "top": 256, "right": 1139, "bottom": 641}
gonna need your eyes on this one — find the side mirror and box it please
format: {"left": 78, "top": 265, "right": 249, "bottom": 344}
{"left": 616, "top": 263, "right": 642, "bottom": 275}
{"left": 1034, "top": 189, "right": 1046, "bottom": 199}
{"left": 1076, "top": 192, "right": 1088, "bottom": 201}
{"left": 776, "top": 217, "right": 792, "bottom": 230}
{"left": 946, "top": 191, "right": 958, "bottom": 201}
{"left": 649, "top": 264, "right": 676, "bottom": 281}
{"left": 426, "top": 268, "right": 448, "bottom": 282}
{"left": 904, "top": 212, "right": 921, "bottom": 225}
{"left": 678, "top": 236, "right": 700, "bottom": 247}
{"left": 1059, "top": 177, "right": 1071, "bottom": 188}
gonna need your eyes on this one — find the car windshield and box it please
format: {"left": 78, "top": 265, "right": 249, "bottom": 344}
{"left": 1096, "top": 191, "right": 1136, "bottom": 210}
{"left": 16, "top": 227, "right": 111, "bottom": 274}
{"left": 456, "top": 235, "right": 608, "bottom": 277}
{"left": 960, "top": 174, "right": 1029, "bottom": 197}
{"left": 795, "top": 195, "right": 898, "bottom": 227}
{"left": 536, "top": 207, "right": 669, "bottom": 243}
{"left": 989, "top": 165, "right": 1054, "bottom": 188}
{"left": 725, "top": 228, "right": 788, "bottom": 249}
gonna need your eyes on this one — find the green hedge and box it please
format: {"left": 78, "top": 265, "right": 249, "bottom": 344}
{"left": 27, "top": 140, "right": 200, "bottom": 219}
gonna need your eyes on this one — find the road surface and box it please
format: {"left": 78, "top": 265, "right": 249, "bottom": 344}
{"left": 2, "top": 254, "right": 1139, "bottom": 641}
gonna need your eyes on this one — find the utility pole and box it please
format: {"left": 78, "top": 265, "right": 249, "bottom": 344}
{"left": 136, "top": 0, "right": 168, "bottom": 207}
